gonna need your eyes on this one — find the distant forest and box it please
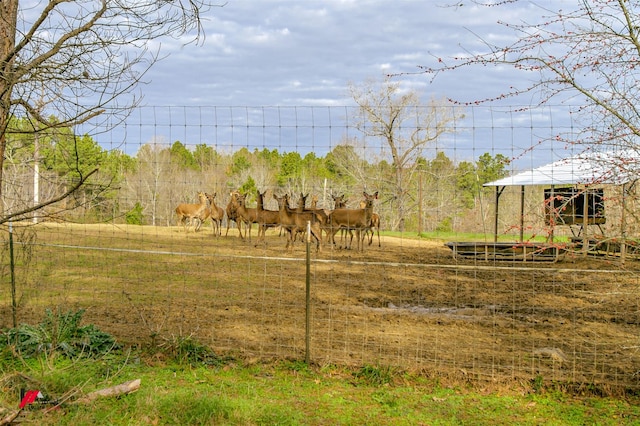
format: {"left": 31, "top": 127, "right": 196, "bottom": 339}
{"left": 4, "top": 116, "right": 510, "bottom": 233}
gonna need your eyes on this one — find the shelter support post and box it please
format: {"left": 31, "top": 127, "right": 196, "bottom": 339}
{"left": 620, "top": 182, "right": 631, "bottom": 264}
{"left": 493, "top": 186, "right": 506, "bottom": 243}
{"left": 581, "top": 187, "right": 589, "bottom": 257}
{"left": 520, "top": 185, "right": 525, "bottom": 243}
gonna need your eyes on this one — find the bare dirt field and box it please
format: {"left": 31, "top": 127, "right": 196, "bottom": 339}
{"left": 4, "top": 223, "right": 640, "bottom": 392}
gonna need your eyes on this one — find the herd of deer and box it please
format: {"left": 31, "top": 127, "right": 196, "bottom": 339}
{"left": 174, "top": 190, "right": 381, "bottom": 252}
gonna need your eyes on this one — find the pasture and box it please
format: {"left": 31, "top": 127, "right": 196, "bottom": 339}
{"left": 3, "top": 222, "right": 640, "bottom": 393}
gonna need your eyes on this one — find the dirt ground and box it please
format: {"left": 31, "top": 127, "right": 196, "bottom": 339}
{"left": 5, "top": 224, "right": 640, "bottom": 392}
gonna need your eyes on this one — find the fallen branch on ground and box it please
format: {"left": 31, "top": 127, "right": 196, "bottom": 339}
{"left": 73, "top": 379, "right": 141, "bottom": 404}
{"left": 0, "top": 409, "right": 20, "bottom": 425}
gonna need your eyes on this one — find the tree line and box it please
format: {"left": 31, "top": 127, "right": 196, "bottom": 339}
{"left": 3, "top": 114, "right": 509, "bottom": 234}
{"left": 3, "top": 1, "right": 639, "bottom": 238}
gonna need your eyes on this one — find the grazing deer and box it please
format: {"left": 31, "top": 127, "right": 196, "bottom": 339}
{"left": 274, "top": 193, "right": 323, "bottom": 252}
{"left": 328, "top": 191, "right": 378, "bottom": 251}
{"left": 230, "top": 191, "right": 260, "bottom": 242}
{"left": 197, "top": 192, "right": 225, "bottom": 236}
{"left": 256, "top": 189, "right": 281, "bottom": 243}
{"left": 225, "top": 191, "right": 243, "bottom": 238}
{"left": 175, "top": 191, "right": 208, "bottom": 233}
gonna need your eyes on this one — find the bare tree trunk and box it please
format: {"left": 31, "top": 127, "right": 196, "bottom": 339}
{"left": 0, "top": 0, "right": 19, "bottom": 211}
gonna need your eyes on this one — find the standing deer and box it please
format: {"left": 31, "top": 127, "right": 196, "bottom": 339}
{"left": 331, "top": 193, "right": 350, "bottom": 248}
{"left": 359, "top": 200, "right": 381, "bottom": 247}
{"left": 194, "top": 195, "right": 213, "bottom": 233}
{"left": 307, "top": 194, "right": 329, "bottom": 223}
{"left": 225, "top": 191, "right": 243, "bottom": 238}
{"left": 256, "top": 189, "right": 280, "bottom": 243}
{"left": 230, "top": 191, "right": 260, "bottom": 242}
{"left": 327, "top": 191, "right": 378, "bottom": 251}
{"left": 294, "top": 192, "right": 328, "bottom": 242}
{"left": 175, "top": 191, "right": 208, "bottom": 233}
{"left": 197, "top": 192, "right": 224, "bottom": 236}
{"left": 295, "top": 192, "right": 309, "bottom": 213}
{"left": 274, "top": 193, "right": 323, "bottom": 252}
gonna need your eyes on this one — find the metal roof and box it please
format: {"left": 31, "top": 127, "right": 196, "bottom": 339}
{"left": 484, "top": 150, "right": 640, "bottom": 187}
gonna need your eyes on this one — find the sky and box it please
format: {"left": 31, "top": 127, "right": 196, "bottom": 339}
{"left": 144, "top": 0, "right": 548, "bottom": 107}
{"left": 90, "top": 0, "right": 579, "bottom": 169}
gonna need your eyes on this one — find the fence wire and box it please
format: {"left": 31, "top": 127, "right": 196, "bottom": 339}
{"left": 2, "top": 104, "right": 640, "bottom": 392}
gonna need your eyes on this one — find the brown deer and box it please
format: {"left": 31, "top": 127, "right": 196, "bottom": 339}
{"left": 175, "top": 191, "right": 208, "bottom": 233}
{"left": 294, "top": 192, "right": 329, "bottom": 242}
{"left": 308, "top": 194, "right": 329, "bottom": 222}
{"left": 331, "top": 193, "right": 350, "bottom": 247}
{"left": 230, "top": 191, "right": 260, "bottom": 241}
{"left": 327, "top": 191, "right": 378, "bottom": 251}
{"left": 256, "top": 189, "right": 281, "bottom": 243}
{"left": 359, "top": 200, "right": 381, "bottom": 247}
{"left": 197, "top": 192, "right": 225, "bottom": 236}
{"left": 295, "top": 192, "right": 309, "bottom": 213}
{"left": 225, "top": 191, "right": 243, "bottom": 238}
{"left": 194, "top": 196, "right": 213, "bottom": 233}
{"left": 274, "top": 193, "right": 323, "bottom": 252}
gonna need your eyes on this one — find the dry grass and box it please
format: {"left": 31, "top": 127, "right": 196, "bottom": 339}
{"left": 2, "top": 222, "right": 640, "bottom": 393}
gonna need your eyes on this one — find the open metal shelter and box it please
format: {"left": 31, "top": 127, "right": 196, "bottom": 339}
{"left": 447, "top": 150, "right": 640, "bottom": 261}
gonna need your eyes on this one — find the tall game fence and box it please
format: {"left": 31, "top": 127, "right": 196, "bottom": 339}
{"left": 2, "top": 105, "right": 640, "bottom": 392}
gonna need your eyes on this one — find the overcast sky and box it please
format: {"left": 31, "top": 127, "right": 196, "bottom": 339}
{"left": 144, "top": 0, "right": 558, "bottom": 107}
{"left": 94, "top": 0, "right": 579, "bottom": 169}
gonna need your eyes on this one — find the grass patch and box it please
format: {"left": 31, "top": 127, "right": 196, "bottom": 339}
{"left": 413, "top": 230, "right": 572, "bottom": 243}
{"left": 1, "top": 354, "right": 640, "bottom": 425}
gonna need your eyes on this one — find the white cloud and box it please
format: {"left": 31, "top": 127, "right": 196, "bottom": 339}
{"left": 138, "top": 0, "right": 565, "bottom": 110}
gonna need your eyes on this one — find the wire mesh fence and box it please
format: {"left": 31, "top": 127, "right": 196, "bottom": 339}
{"left": 2, "top": 104, "right": 640, "bottom": 392}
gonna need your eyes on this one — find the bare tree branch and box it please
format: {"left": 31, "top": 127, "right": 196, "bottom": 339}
{"left": 0, "top": 0, "right": 221, "bottom": 217}
{"left": 416, "top": 0, "right": 640, "bottom": 154}
{"left": 0, "top": 167, "right": 98, "bottom": 224}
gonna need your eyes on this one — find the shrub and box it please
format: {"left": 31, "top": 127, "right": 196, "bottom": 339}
{"left": 1, "top": 308, "right": 118, "bottom": 359}
{"left": 125, "top": 202, "right": 144, "bottom": 225}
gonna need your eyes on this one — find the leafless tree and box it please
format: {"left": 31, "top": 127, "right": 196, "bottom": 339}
{"left": 0, "top": 0, "right": 218, "bottom": 220}
{"left": 422, "top": 0, "right": 640, "bottom": 155}
{"left": 348, "top": 76, "right": 463, "bottom": 229}
{"left": 126, "top": 140, "right": 173, "bottom": 226}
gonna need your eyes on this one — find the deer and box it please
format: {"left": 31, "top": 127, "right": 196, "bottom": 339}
{"left": 307, "top": 194, "right": 329, "bottom": 222}
{"left": 225, "top": 191, "right": 243, "bottom": 238}
{"left": 359, "top": 200, "right": 381, "bottom": 247}
{"left": 256, "top": 189, "right": 281, "bottom": 243}
{"left": 197, "top": 192, "right": 225, "bottom": 236}
{"left": 327, "top": 191, "right": 378, "bottom": 251}
{"left": 273, "top": 193, "right": 323, "bottom": 252}
{"left": 175, "top": 191, "right": 208, "bottom": 233}
{"left": 293, "top": 192, "right": 329, "bottom": 242}
{"left": 230, "top": 191, "right": 260, "bottom": 242}
{"left": 295, "top": 192, "right": 309, "bottom": 213}
{"left": 331, "top": 193, "right": 350, "bottom": 248}
{"left": 194, "top": 195, "right": 213, "bottom": 233}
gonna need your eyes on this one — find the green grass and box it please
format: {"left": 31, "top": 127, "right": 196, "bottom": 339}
{"left": 409, "top": 230, "right": 572, "bottom": 243}
{"left": 2, "top": 353, "right": 640, "bottom": 425}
